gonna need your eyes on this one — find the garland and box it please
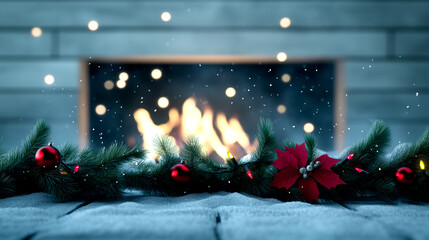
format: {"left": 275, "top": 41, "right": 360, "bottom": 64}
{"left": 0, "top": 120, "right": 428, "bottom": 203}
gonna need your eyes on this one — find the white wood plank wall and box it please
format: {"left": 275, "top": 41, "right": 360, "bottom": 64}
{"left": 0, "top": 0, "right": 429, "bottom": 151}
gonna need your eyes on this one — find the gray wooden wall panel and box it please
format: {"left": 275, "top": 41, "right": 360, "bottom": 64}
{"left": 346, "top": 61, "right": 429, "bottom": 89}
{"left": 0, "top": 33, "right": 52, "bottom": 56}
{"left": 1, "top": 2, "right": 429, "bottom": 27}
{"left": 0, "top": 60, "right": 79, "bottom": 88}
{"left": 0, "top": 94, "right": 78, "bottom": 120}
{"left": 396, "top": 32, "right": 429, "bottom": 57}
{"left": 347, "top": 93, "right": 428, "bottom": 119}
{"left": 59, "top": 31, "right": 386, "bottom": 57}
{"left": 0, "top": 122, "right": 78, "bottom": 151}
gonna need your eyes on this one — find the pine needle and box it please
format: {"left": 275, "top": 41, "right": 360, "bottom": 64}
{"left": 0, "top": 120, "right": 50, "bottom": 172}
{"left": 153, "top": 135, "right": 178, "bottom": 159}
{"left": 343, "top": 120, "right": 390, "bottom": 170}
{"left": 305, "top": 134, "right": 316, "bottom": 163}
{"left": 181, "top": 136, "right": 204, "bottom": 163}
{"left": 253, "top": 119, "right": 276, "bottom": 161}
{"left": 95, "top": 143, "right": 144, "bottom": 166}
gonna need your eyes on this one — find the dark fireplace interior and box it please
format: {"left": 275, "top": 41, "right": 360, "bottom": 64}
{"left": 86, "top": 59, "right": 336, "bottom": 160}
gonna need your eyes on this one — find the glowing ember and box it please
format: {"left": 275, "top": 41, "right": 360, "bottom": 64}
{"left": 134, "top": 97, "right": 255, "bottom": 160}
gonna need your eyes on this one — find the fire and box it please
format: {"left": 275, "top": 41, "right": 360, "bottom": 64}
{"left": 134, "top": 97, "right": 255, "bottom": 160}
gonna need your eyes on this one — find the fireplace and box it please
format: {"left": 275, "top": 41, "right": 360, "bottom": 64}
{"left": 80, "top": 57, "right": 342, "bottom": 160}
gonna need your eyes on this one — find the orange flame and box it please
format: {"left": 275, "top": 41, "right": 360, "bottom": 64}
{"left": 133, "top": 97, "right": 255, "bottom": 160}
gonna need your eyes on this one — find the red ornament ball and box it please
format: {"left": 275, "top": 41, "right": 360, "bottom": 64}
{"left": 170, "top": 163, "right": 191, "bottom": 183}
{"left": 35, "top": 145, "right": 61, "bottom": 168}
{"left": 395, "top": 167, "right": 416, "bottom": 184}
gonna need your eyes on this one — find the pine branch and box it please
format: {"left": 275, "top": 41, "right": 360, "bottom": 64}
{"left": 154, "top": 135, "right": 178, "bottom": 159}
{"left": 60, "top": 144, "right": 79, "bottom": 164}
{"left": 0, "top": 120, "right": 49, "bottom": 172}
{"left": 252, "top": 119, "right": 276, "bottom": 162}
{"left": 73, "top": 143, "right": 144, "bottom": 200}
{"left": 341, "top": 120, "right": 390, "bottom": 170}
{"left": 305, "top": 134, "right": 316, "bottom": 163}
{"left": 96, "top": 143, "right": 144, "bottom": 166}
{"left": 283, "top": 140, "right": 296, "bottom": 149}
{"left": 181, "top": 136, "right": 205, "bottom": 164}
{"left": 39, "top": 170, "right": 78, "bottom": 201}
{"left": 384, "top": 129, "right": 429, "bottom": 172}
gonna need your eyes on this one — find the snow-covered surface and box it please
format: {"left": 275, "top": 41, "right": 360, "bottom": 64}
{"left": 1, "top": 192, "right": 429, "bottom": 240}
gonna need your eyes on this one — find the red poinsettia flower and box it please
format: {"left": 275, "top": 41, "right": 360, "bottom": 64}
{"left": 269, "top": 143, "right": 345, "bottom": 202}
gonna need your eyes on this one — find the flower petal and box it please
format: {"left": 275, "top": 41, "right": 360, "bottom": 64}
{"left": 298, "top": 178, "right": 319, "bottom": 203}
{"left": 285, "top": 143, "right": 307, "bottom": 168}
{"left": 311, "top": 168, "right": 346, "bottom": 189}
{"left": 269, "top": 168, "right": 301, "bottom": 190}
{"left": 272, "top": 148, "right": 299, "bottom": 170}
{"left": 316, "top": 154, "right": 341, "bottom": 171}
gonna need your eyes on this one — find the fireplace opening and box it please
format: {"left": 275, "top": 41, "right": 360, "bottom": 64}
{"left": 81, "top": 57, "right": 341, "bottom": 161}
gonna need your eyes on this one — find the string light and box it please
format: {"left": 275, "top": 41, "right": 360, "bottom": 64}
{"left": 88, "top": 20, "right": 99, "bottom": 31}
{"left": 119, "top": 72, "right": 129, "bottom": 81}
{"left": 281, "top": 74, "right": 291, "bottom": 83}
{"left": 280, "top": 17, "right": 291, "bottom": 28}
{"left": 226, "top": 151, "right": 253, "bottom": 180}
{"left": 44, "top": 75, "right": 55, "bottom": 85}
{"left": 161, "top": 12, "right": 172, "bottom": 22}
{"left": 277, "top": 105, "right": 287, "bottom": 114}
{"left": 31, "top": 27, "right": 42, "bottom": 37}
{"left": 74, "top": 165, "right": 80, "bottom": 173}
{"left": 244, "top": 165, "right": 254, "bottom": 180}
{"left": 225, "top": 87, "right": 236, "bottom": 98}
{"left": 420, "top": 160, "right": 425, "bottom": 170}
{"left": 276, "top": 52, "right": 287, "bottom": 62}
{"left": 227, "top": 151, "right": 238, "bottom": 167}
{"left": 95, "top": 104, "right": 107, "bottom": 115}
{"left": 116, "top": 80, "right": 126, "bottom": 89}
{"left": 151, "top": 69, "right": 162, "bottom": 80}
{"left": 157, "top": 97, "right": 169, "bottom": 108}
{"left": 303, "top": 123, "right": 315, "bottom": 133}
{"left": 104, "top": 80, "right": 114, "bottom": 90}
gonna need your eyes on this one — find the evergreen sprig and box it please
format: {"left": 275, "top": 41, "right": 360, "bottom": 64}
{"left": 252, "top": 119, "right": 276, "bottom": 162}
{"left": 341, "top": 120, "right": 390, "bottom": 170}
{"left": 305, "top": 134, "right": 317, "bottom": 163}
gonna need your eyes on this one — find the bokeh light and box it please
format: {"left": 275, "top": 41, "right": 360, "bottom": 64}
{"left": 280, "top": 17, "right": 291, "bottom": 28}
{"left": 31, "top": 27, "right": 42, "bottom": 37}
{"left": 158, "top": 97, "right": 169, "bottom": 108}
{"left": 95, "top": 104, "right": 107, "bottom": 115}
{"left": 116, "top": 80, "right": 126, "bottom": 89}
{"left": 281, "top": 74, "right": 291, "bottom": 83}
{"left": 303, "top": 123, "right": 315, "bottom": 133}
{"left": 225, "top": 87, "right": 236, "bottom": 98}
{"left": 44, "top": 74, "right": 55, "bottom": 85}
{"left": 277, "top": 105, "right": 287, "bottom": 114}
{"left": 151, "top": 69, "right": 162, "bottom": 80}
{"left": 276, "top": 52, "right": 287, "bottom": 62}
{"left": 104, "top": 80, "right": 114, "bottom": 90}
{"left": 88, "top": 20, "right": 99, "bottom": 31}
{"left": 119, "top": 72, "right": 129, "bottom": 81}
{"left": 161, "top": 12, "right": 171, "bottom": 22}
